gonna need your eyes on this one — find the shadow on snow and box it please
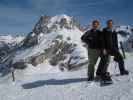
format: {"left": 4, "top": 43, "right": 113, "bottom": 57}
{"left": 22, "top": 78, "right": 87, "bottom": 89}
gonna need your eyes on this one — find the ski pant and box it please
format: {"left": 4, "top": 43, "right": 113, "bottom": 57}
{"left": 99, "top": 50, "right": 126, "bottom": 74}
{"left": 96, "top": 54, "right": 110, "bottom": 77}
{"left": 87, "top": 49, "right": 100, "bottom": 77}
{"left": 87, "top": 49, "right": 108, "bottom": 78}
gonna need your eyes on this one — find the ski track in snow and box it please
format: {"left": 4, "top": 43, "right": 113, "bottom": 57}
{"left": 0, "top": 57, "right": 133, "bottom": 100}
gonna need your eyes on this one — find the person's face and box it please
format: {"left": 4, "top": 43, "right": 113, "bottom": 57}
{"left": 92, "top": 22, "right": 99, "bottom": 30}
{"left": 107, "top": 21, "right": 113, "bottom": 29}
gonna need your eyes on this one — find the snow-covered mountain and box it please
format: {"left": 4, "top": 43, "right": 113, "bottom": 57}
{"left": 0, "top": 15, "right": 88, "bottom": 76}
{"left": 115, "top": 25, "right": 132, "bottom": 42}
{"left": 114, "top": 25, "right": 133, "bottom": 52}
{"left": 0, "top": 35, "right": 24, "bottom": 61}
{"left": 0, "top": 35, "right": 24, "bottom": 76}
{"left": 0, "top": 35, "right": 24, "bottom": 51}
{"left": 0, "top": 35, "right": 23, "bottom": 44}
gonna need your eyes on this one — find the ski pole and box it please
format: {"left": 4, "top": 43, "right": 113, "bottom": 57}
{"left": 119, "top": 41, "right": 126, "bottom": 59}
{"left": 11, "top": 67, "right": 15, "bottom": 82}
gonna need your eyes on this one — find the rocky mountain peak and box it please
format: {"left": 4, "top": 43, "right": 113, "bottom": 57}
{"left": 33, "top": 15, "right": 50, "bottom": 34}
{"left": 32, "top": 14, "right": 82, "bottom": 35}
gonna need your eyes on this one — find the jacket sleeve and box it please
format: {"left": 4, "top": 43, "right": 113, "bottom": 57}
{"left": 113, "top": 31, "right": 119, "bottom": 50}
{"left": 101, "top": 29, "right": 107, "bottom": 49}
{"left": 81, "top": 31, "right": 91, "bottom": 43}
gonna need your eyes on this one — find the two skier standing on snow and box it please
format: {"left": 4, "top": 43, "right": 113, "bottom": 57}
{"left": 81, "top": 19, "right": 129, "bottom": 84}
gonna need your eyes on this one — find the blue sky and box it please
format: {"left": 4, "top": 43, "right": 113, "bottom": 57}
{"left": 0, "top": 0, "right": 132, "bottom": 35}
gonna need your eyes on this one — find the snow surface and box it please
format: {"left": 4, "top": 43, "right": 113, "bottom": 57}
{"left": 0, "top": 55, "right": 133, "bottom": 100}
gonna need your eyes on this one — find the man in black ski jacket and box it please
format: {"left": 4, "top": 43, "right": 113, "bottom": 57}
{"left": 98, "top": 20, "right": 129, "bottom": 76}
{"left": 81, "top": 20, "right": 112, "bottom": 82}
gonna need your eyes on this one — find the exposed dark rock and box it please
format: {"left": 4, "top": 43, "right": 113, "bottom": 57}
{"left": 22, "top": 32, "right": 38, "bottom": 48}
{"left": 13, "top": 61, "right": 27, "bottom": 69}
{"left": 30, "top": 54, "right": 46, "bottom": 66}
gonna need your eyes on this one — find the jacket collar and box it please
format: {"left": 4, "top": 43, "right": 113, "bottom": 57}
{"left": 106, "top": 27, "right": 114, "bottom": 32}
{"left": 90, "top": 29, "right": 99, "bottom": 32}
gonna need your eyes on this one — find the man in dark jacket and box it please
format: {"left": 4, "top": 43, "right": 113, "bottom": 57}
{"left": 99, "top": 20, "right": 129, "bottom": 76}
{"left": 81, "top": 20, "right": 111, "bottom": 81}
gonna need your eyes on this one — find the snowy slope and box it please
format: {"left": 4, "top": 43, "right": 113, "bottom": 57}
{"left": 0, "top": 55, "right": 133, "bottom": 100}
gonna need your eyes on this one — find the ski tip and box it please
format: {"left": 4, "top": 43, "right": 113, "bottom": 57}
{"left": 100, "top": 82, "right": 113, "bottom": 87}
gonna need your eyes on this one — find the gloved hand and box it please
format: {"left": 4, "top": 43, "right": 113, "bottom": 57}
{"left": 103, "top": 49, "right": 107, "bottom": 55}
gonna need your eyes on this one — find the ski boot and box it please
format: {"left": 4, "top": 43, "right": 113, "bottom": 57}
{"left": 120, "top": 70, "right": 129, "bottom": 75}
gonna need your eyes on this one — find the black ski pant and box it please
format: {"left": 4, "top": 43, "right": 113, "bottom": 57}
{"left": 109, "top": 50, "right": 126, "bottom": 73}
{"left": 96, "top": 54, "right": 109, "bottom": 77}
{"left": 96, "top": 49, "right": 126, "bottom": 76}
